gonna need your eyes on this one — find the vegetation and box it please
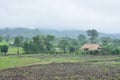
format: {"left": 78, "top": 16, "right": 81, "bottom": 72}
{"left": 0, "top": 55, "right": 120, "bottom": 79}
{"left": 0, "top": 28, "right": 120, "bottom": 39}
{"left": 87, "top": 29, "right": 98, "bottom": 43}
{"left": 14, "top": 36, "right": 24, "bottom": 54}
{"left": 58, "top": 38, "right": 70, "bottom": 53}
{"left": 22, "top": 35, "right": 55, "bottom": 54}
{"left": 0, "top": 45, "right": 8, "bottom": 55}
{"left": 1, "top": 28, "right": 120, "bottom": 79}
{"left": 78, "top": 34, "right": 86, "bottom": 45}
{"left": 0, "top": 54, "right": 120, "bottom": 69}
{"left": 0, "top": 35, "right": 3, "bottom": 42}
{"left": 0, "top": 28, "right": 120, "bottom": 55}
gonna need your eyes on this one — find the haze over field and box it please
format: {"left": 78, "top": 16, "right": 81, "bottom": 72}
{"left": 0, "top": 0, "right": 120, "bottom": 33}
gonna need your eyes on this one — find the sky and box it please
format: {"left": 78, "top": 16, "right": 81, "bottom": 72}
{"left": 0, "top": 0, "right": 120, "bottom": 33}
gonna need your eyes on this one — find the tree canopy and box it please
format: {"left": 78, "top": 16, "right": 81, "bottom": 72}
{"left": 87, "top": 29, "right": 98, "bottom": 43}
{"left": 1, "top": 45, "right": 8, "bottom": 55}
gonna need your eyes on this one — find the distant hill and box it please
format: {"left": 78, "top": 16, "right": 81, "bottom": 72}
{"left": 0, "top": 28, "right": 120, "bottom": 39}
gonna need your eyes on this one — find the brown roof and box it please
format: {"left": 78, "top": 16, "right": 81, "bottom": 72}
{"left": 81, "top": 44, "right": 102, "bottom": 50}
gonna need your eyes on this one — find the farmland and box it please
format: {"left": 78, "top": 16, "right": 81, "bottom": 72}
{"left": 0, "top": 0, "right": 120, "bottom": 79}
{"left": 0, "top": 28, "right": 120, "bottom": 80}
{"left": 0, "top": 54, "right": 120, "bottom": 80}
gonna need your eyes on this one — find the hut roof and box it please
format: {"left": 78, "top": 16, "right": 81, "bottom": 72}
{"left": 81, "top": 44, "right": 102, "bottom": 50}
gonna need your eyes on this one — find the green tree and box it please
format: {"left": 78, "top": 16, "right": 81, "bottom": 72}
{"left": 1, "top": 45, "right": 8, "bottom": 55}
{"left": 58, "top": 38, "right": 70, "bottom": 53}
{"left": 101, "top": 37, "right": 112, "bottom": 46}
{"left": 44, "top": 35, "right": 55, "bottom": 51}
{"left": 87, "top": 29, "right": 98, "bottom": 43}
{"left": 32, "top": 35, "right": 44, "bottom": 53}
{"left": 69, "top": 46, "right": 75, "bottom": 54}
{"left": 68, "top": 39, "right": 79, "bottom": 54}
{"left": 22, "top": 35, "right": 55, "bottom": 54}
{"left": 112, "top": 39, "right": 120, "bottom": 47}
{"left": 33, "top": 35, "right": 40, "bottom": 43}
{"left": 23, "top": 41, "right": 30, "bottom": 54}
{"left": 14, "top": 36, "right": 23, "bottom": 54}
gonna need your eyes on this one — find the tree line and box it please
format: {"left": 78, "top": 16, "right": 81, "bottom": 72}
{"left": 0, "top": 29, "right": 120, "bottom": 55}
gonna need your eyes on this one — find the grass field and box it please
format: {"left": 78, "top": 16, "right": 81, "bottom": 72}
{"left": 0, "top": 54, "right": 120, "bottom": 70}
{"left": 8, "top": 46, "right": 24, "bottom": 54}
{"left": 0, "top": 40, "right": 24, "bottom": 55}
{"left": 1, "top": 54, "right": 120, "bottom": 79}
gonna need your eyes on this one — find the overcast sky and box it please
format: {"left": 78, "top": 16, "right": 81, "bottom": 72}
{"left": 0, "top": 0, "right": 120, "bottom": 33}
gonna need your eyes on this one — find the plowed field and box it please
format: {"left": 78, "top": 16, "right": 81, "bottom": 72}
{"left": 0, "top": 62, "right": 120, "bottom": 80}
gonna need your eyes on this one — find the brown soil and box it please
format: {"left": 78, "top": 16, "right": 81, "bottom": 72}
{"left": 0, "top": 62, "right": 120, "bottom": 80}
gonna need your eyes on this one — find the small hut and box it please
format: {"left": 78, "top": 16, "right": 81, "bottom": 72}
{"left": 81, "top": 44, "right": 102, "bottom": 54}
{"left": 82, "top": 44, "right": 102, "bottom": 51}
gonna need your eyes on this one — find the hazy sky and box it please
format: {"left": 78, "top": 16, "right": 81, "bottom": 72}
{"left": 0, "top": 0, "right": 120, "bottom": 33}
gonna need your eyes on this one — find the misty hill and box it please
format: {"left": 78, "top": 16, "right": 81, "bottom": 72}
{"left": 0, "top": 28, "right": 120, "bottom": 39}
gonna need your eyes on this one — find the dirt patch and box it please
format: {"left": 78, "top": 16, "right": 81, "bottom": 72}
{"left": 0, "top": 62, "right": 120, "bottom": 80}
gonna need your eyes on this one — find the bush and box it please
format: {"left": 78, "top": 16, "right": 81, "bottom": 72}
{"left": 1, "top": 45, "right": 8, "bottom": 55}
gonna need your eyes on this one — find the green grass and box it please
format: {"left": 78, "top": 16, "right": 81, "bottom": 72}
{"left": 0, "top": 40, "right": 9, "bottom": 46}
{"left": 0, "top": 40, "right": 24, "bottom": 54}
{"left": 8, "top": 46, "right": 24, "bottom": 54}
{"left": 0, "top": 55, "right": 41, "bottom": 69}
{"left": 0, "top": 54, "right": 120, "bottom": 70}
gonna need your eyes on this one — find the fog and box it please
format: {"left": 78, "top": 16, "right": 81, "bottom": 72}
{"left": 0, "top": 0, "right": 120, "bottom": 33}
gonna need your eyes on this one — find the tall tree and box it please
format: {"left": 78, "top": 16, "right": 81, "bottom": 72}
{"left": 44, "top": 35, "right": 55, "bottom": 51}
{"left": 14, "top": 36, "right": 23, "bottom": 54}
{"left": 58, "top": 38, "right": 70, "bottom": 53}
{"left": 69, "top": 39, "right": 79, "bottom": 54}
{"left": 32, "top": 35, "right": 44, "bottom": 53}
{"left": 23, "top": 41, "right": 30, "bottom": 54}
{"left": 87, "top": 29, "right": 98, "bottom": 43}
